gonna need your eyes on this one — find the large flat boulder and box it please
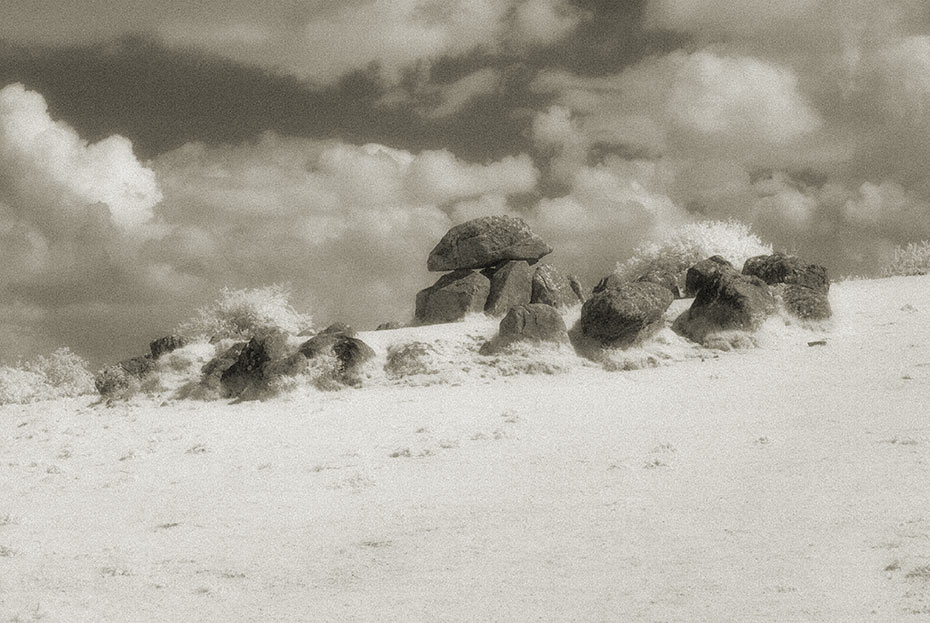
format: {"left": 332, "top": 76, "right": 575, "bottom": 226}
{"left": 427, "top": 216, "right": 552, "bottom": 272}
{"left": 484, "top": 261, "right": 534, "bottom": 316}
{"left": 415, "top": 270, "right": 490, "bottom": 324}
{"left": 580, "top": 281, "right": 674, "bottom": 347}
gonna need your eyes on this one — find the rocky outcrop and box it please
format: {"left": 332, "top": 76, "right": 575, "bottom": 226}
{"left": 685, "top": 255, "right": 734, "bottom": 297}
{"left": 201, "top": 342, "right": 247, "bottom": 392}
{"left": 149, "top": 335, "right": 189, "bottom": 360}
{"left": 427, "top": 216, "right": 552, "bottom": 272}
{"left": 580, "top": 281, "right": 674, "bottom": 347}
{"left": 498, "top": 303, "right": 568, "bottom": 344}
{"left": 415, "top": 270, "right": 491, "bottom": 324}
{"left": 484, "top": 260, "right": 534, "bottom": 316}
{"left": 675, "top": 269, "right": 776, "bottom": 342}
{"left": 531, "top": 264, "right": 584, "bottom": 308}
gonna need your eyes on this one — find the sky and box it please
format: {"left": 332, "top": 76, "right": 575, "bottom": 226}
{"left": 2, "top": 0, "right": 930, "bottom": 366}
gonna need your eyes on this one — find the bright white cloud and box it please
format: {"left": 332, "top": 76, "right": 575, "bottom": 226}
{"left": 512, "top": 0, "right": 584, "bottom": 47}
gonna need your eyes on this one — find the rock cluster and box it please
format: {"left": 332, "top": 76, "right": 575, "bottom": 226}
{"left": 416, "top": 216, "right": 583, "bottom": 325}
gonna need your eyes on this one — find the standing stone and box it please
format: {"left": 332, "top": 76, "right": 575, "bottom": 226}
{"left": 415, "top": 270, "right": 491, "bottom": 324}
{"left": 580, "top": 282, "right": 674, "bottom": 347}
{"left": 484, "top": 260, "right": 534, "bottom": 316}
{"left": 531, "top": 264, "right": 583, "bottom": 308}
{"left": 427, "top": 216, "right": 552, "bottom": 272}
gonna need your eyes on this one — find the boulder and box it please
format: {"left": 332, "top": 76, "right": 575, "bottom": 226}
{"left": 149, "top": 335, "right": 189, "bottom": 360}
{"left": 384, "top": 342, "right": 441, "bottom": 378}
{"left": 782, "top": 284, "right": 832, "bottom": 320}
{"left": 415, "top": 270, "right": 490, "bottom": 324}
{"left": 220, "top": 332, "right": 288, "bottom": 397}
{"left": 376, "top": 321, "right": 403, "bottom": 331}
{"left": 499, "top": 304, "right": 568, "bottom": 344}
{"left": 675, "top": 270, "right": 776, "bottom": 342}
{"left": 636, "top": 270, "right": 682, "bottom": 298}
{"left": 427, "top": 216, "right": 552, "bottom": 272}
{"left": 580, "top": 282, "right": 674, "bottom": 347}
{"left": 685, "top": 255, "right": 734, "bottom": 297}
{"left": 484, "top": 260, "right": 534, "bottom": 316}
{"left": 531, "top": 264, "right": 583, "bottom": 308}
{"left": 200, "top": 342, "right": 247, "bottom": 392}
{"left": 298, "top": 334, "right": 375, "bottom": 374}
{"left": 94, "top": 365, "right": 134, "bottom": 397}
{"left": 742, "top": 252, "right": 830, "bottom": 292}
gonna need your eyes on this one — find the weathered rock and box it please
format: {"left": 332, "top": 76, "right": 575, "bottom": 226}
{"left": 580, "top": 282, "right": 674, "bottom": 347}
{"left": 742, "top": 252, "right": 830, "bottom": 292}
{"left": 298, "top": 334, "right": 375, "bottom": 373}
{"left": 427, "top": 216, "right": 552, "bottom": 272}
{"left": 636, "top": 270, "right": 682, "bottom": 298}
{"left": 499, "top": 304, "right": 568, "bottom": 343}
{"left": 782, "top": 284, "right": 832, "bottom": 320}
{"left": 376, "top": 321, "right": 403, "bottom": 331}
{"left": 569, "top": 276, "right": 586, "bottom": 302}
{"left": 484, "top": 260, "right": 534, "bottom": 316}
{"left": 220, "top": 332, "right": 289, "bottom": 397}
{"left": 415, "top": 270, "right": 490, "bottom": 324}
{"left": 149, "top": 335, "right": 189, "bottom": 360}
{"left": 531, "top": 264, "right": 583, "bottom": 308}
{"left": 685, "top": 255, "right": 735, "bottom": 297}
{"left": 592, "top": 273, "right": 624, "bottom": 295}
{"left": 200, "top": 342, "right": 247, "bottom": 391}
{"left": 675, "top": 270, "right": 776, "bottom": 342}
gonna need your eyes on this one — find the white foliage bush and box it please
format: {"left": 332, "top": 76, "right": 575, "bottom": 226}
{"left": 881, "top": 240, "right": 930, "bottom": 277}
{"left": 176, "top": 284, "right": 312, "bottom": 341}
{"left": 615, "top": 220, "right": 772, "bottom": 288}
{"left": 0, "top": 347, "right": 94, "bottom": 404}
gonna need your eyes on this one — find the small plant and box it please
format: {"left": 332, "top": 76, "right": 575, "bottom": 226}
{"left": 176, "top": 284, "right": 312, "bottom": 341}
{"left": 882, "top": 240, "right": 930, "bottom": 277}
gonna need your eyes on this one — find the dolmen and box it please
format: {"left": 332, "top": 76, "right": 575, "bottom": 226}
{"left": 415, "top": 216, "right": 584, "bottom": 324}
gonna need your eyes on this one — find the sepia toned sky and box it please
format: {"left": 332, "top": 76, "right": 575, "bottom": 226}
{"left": 2, "top": 0, "right": 930, "bottom": 365}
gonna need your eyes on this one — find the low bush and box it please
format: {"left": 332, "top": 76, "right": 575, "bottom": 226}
{"left": 0, "top": 347, "right": 94, "bottom": 404}
{"left": 881, "top": 240, "right": 930, "bottom": 277}
{"left": 615, "top": 220, "right": 772, "bottom": 291}
{"left": 176, "top": 284, "right": 312, "bottom": 341}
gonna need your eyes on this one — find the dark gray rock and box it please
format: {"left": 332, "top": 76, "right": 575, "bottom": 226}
{"left": 685, "top": 255, "right": 735, "bottom": 297}
{"left": 782, "top": 284, "right": 832, "bottom": 319}
{"left": 427, "top": 216, "right": 552, "bottom": 272}
{"left": 499, "top": 303, "right": 568, "bottom": 343}
{"left": 319, "top": 322, "right": 356, "bottom": 337}
{"left": 742, "top": 252, "right": 830, "bottom": 293}
{"left": 484, "top": 260, "right": 534, "bottom": 316}
{"left": 149, "top": 335, "right": 189, "bottom": 360}
{"left": 580, "top": 282, "right": 674, "bottom": 347}
{"left": 675, "top": 270, "right": 776, "bottom": 342}
{"left": 592, "top": 273, "right": 624, "bottom": 295}
{"left": 119, "top": 356, "right": 157, "bottom": 378}
{"left": 376, "top": 321, "right": 403, "bottom": 331}
{"left": 569, "top": 276, "right": 586, "bottom": 302}
{"left": 415, "top": 270, "right": 490, "bottom": 324}
{"left": 298, "top": 334, "right": 375, "bottom": 374}
{"left": 220, "top": 332, "right": 289, "bottom": 397}
{"left": 531, "top": 264, "right": 583, "bottom": 308}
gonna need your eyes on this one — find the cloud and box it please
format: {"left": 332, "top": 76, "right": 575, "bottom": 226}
{"left": 0, "top": 83, "right": 161, "bottom": 232}
{"left": 512, "top": 0, "right": 585, "bottom": 48}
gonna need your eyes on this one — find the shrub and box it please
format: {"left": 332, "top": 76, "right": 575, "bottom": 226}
{"left": 0, "top": 347, "right": 94, "bottom": 404}
{"left": 615, "top": 220, "right": 772, "bottom": 291}
{"left": 176, "top": 284, "right": 312, "bottom": 341}
{"left": 881, "top": 240, "right": 930, "bottom": 277}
